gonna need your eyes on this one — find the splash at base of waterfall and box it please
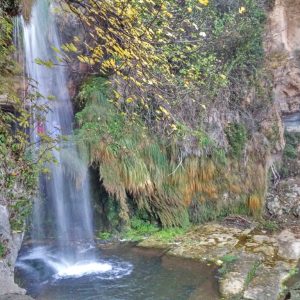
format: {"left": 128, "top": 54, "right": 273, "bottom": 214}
{"left": 16, "top": 245, "right": 133, "bottom": 281}
{"left": 54, "top": 262, "right": 112, "bottom": 279}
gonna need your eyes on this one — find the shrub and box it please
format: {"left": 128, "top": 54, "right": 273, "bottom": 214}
{"left": 281, "top": 132, "right": 300, "bottom": 178}
{"left": 97, "top": 231, "right": 112, "bottom": 240}
{"left": 0, "top": 242, "right": 6, "bottom": 258}
{"left": 124, "top": 217, "right": 159, "bottom": 241}
{"left": 245, "top": 261, "right": 261, "bottom": 286}
{"left": 225, "top": 123, "right": 248, "bottom": 158}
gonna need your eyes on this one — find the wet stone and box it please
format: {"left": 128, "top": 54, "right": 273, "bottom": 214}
{"left": 252, "top": 235, "right": 277, "bottom": 245}
{"left": 243, "top": 262, "right": 290, "bottom": 300}
{"left": 277, "top": 229, "right": 300, "bottom": 261}
{"left": 252, "top": 245, "right": 275, "bottom": 257}
{"left": 219, "top": 252, "right": 261, "bottom": 298}
{"left": 219, "top": 272, "right": 244, "bottom": 297}
{"left": 288, "top": 281, "right": 300, "bottom": 300}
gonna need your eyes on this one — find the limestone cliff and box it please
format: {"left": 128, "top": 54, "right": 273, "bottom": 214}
{"left": 266, "top": 0, "right": 300, "bottom": 225}
{"left": 267, "top": 0, "right": 300, "bottom": 114}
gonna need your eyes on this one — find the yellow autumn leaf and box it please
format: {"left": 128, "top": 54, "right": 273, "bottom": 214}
{"left": 239, "top": 6, "right": 246, "bottom": 14}
{"left": 171, "top": 124, "right": 178, "bottom": 130}
{"left": 198, "top": 0, "right": 209, "bottom": 6}
{"left": 159, "top": 106, "right": 170, "bottom": 116}
{"left": 126, "top": 97, "right": 134, "bottom": 103}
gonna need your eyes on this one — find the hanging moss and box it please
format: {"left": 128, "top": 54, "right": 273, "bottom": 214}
{"left": 74, "top": 77, "right": 269, "bottom": 229}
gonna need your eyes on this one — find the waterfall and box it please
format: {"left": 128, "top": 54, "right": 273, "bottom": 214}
{"left": 17, "top": 0, "right": 94, "bottom": 262}
{"left": 15, "top": 0, "right": 133, "bottom": 283}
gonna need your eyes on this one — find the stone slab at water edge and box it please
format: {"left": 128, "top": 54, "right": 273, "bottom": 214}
{"left": 138, "top": 222, "right": 300, "bottom": 299}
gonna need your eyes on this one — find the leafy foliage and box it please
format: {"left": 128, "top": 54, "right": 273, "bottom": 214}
{"left": 245, "top": 260, "right": 261, "bottom": 286}
{"left": 225, "top": 123, "right": 248, "bottom": 158}
{"left": 218, "top": 254, "right": 238, "bottom": 275}
{"left": 97, "top": 231, "right": 112, "bottom": 240}
{"left": 283, "top": 132, "right": 300, "bottom": 160}
{"left": 122, "top": 217, "right": 186, "bottom": 241}
{"left": 124, "top": 217, "right": 159, "bottom": 241}
{"left": 258, "top": 219, "right": 279, "bottom": 232}
{"left": 60, "top": 0, "right": 269, "bottom": 146}
{"left": 280, "top": 132, "right": 300, "bottom": 178}
{"left": 0, "top": 242, "right": 6, "bottom": 258}
{"left": 0, "top": 5, "right": 57, "bottom": 229}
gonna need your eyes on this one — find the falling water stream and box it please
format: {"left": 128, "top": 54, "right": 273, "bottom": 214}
{"left": 16, "top": 0, "right": 130, "bottom": 280}
{"left": 14, "top": 1, "right": 219, "bottom": 299}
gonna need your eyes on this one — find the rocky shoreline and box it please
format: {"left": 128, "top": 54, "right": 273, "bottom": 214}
{"left": 1, "top": 211, "right": 300, "bottom": 299}
{"left": 138, "top": 221, "right": 300, "bottom": 300}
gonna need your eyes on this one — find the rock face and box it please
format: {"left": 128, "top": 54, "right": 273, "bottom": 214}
{"left": 267, "top": 0, "right": 300, "bottom": 115}
{"left": 267, "top": 178, "right": 300, "bottom": 221}
{"left": 0, "top": 205, "right": 29, "bottom": 298}
{"left": 288, "top": 281, "right": 300, "bottom": 300}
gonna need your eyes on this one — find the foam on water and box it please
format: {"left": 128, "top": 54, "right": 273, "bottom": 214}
{"left": 17, "top": 246, "right": 133, "bottom": 281}
{"left": 54, "top": 262, "right": 113, "bottom": 279}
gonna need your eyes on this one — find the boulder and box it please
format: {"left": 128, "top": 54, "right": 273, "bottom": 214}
{"left": 277, "top": 229, "right": 300, "bottom": 261}
{"left": 219, "top": 272, "right": 245, "bottom": 297}
{"left": 243, "top": 262, "right": 290, "bottom": 300}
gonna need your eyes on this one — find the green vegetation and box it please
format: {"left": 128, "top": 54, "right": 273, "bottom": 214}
{"left": 225, "top": 123, "right": 248, "bottom": 158}
{"left": 75, "top": 74, "right": 270, "bottom": 229}
{"left": 189, "top": 199, "right": 249, "bottom": 224}
{"left": 69, "top": 0, "right": 275, "bottom": 229}
{"left": 218, "top": 254, "right": 238, "bottom": 275}
{"left": 0, "top": 242, "right": 6, "bottom": 258}
{"left": 0, "top": 3, "right": 56, "bottom": 229}
{"left": 123, "top": 218, "right": 159, "bottom": 241}
{"left": 284, "top": 144, "right": 297, "bottom": 160}
{"left": 121, "top": 217, "right": 186, "bottom": 242}
{"left": 221, "top": 254, "right": 238, "bottom": 263}
{"left": 150, "top": 228, "right": 186, "bottom": 242}
{"left": 0, "top": 0, "right": 275, "bottom": 232}
{"left": 97, "top": 231, "right": 112, "bottom": 240}
{"left": 245, "top": 260, "right": 261, "bottom": 286}
{"left": 258, "top": 219, "right": 279, "bottom": 232}
{"left": 288, "top": 267, "right": 299, "bottom": 278}
{"left": 281, "top": 132, "right": 300, "bottom": 178}
{"left": 63, "top": 0, "right": 269, "bottom": 131}
{"left": 283, "top": 132, "right": 300, "bottom": 160}
{"left": 0, "top": 6, "right": 35, "bottom": 229}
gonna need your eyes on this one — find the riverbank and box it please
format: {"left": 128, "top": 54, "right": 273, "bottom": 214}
{"left": 121, "top": 219, "right": 300, "bottom": 299}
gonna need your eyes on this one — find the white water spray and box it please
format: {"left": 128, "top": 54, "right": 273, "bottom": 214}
{"left": 15, "top": 0, "right": 114, "bottom": 278}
